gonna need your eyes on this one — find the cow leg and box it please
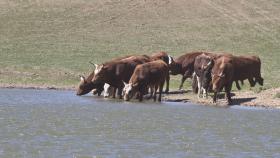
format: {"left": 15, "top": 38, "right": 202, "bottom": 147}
{"left": 179, "top": 75, "right": 187, "bottom": 90}
{"left": 192, "top": 74, "right": 198, "bottom": 93}
{"left": 202, "top": 87, "right": 207, "bottom": 98}
{"left": 197, "top": 76, "right": 202, "bottom": 98}
{"left": 225, "top": 83, "right": 233, "bottom": 105}
{"left": 117, "top": 87, "right": 123, "bottom": 99}
{"left": 148, "top": 86, "right": 154, "bottom": 99}
{"left": 139, "top": 90, "right": 143, "bottom": 102}
{"left": 248, "top": 78, "right": 256, "bottom": 87}
{"left": 256, "top": 76, "right": 264, "bottom": 86}
{"left": 213, "top": 92, "right": 217, "bottom": 103}
{"left": 158, "top": 83, "right": 164, "bottom": 102}
{"left": 153, "top": 85, "right": 158, "bottom": 102}
{"left": 98, "top": 90, "right": 102, "bottom": 96}
{"left": 165, "top": 74, "right": 170, "bottom": 93}
{"left": 235, "top": 81, "right": 241, "bottom": 90}
{"left": 112, "top": 88, "right": 116, "bottom": 98}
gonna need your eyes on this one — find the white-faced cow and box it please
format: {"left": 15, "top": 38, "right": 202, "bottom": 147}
{"left": 123, "top": 60, "right": 169, "bottom": 102}
{"left": 76, "top": 55, "right": 131, "bottom": 96}
{"left": 92, "top": 55, "right": 152, "bottom": 99}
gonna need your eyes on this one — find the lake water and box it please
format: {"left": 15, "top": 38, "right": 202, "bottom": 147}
{"left": 0, "top": 88, "right": 279, "bottom": 158}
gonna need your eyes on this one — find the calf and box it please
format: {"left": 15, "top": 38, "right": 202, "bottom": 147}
{"left": 123, "top": 60, "right": 169, "bottom": 102}
{"left": 92, "top": 55, "right": 152, "bottom": 99}
{"left": 150, "top": 51, "right": 174, "bottom": 93}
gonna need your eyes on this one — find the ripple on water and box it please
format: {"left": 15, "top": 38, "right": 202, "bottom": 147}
{"left": 0, "top": 88, "right": 280, "bottom": 158}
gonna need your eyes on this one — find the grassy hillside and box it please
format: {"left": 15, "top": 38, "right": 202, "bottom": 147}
{"left": 1, "top": 0, "right": 280, "bottom": 89}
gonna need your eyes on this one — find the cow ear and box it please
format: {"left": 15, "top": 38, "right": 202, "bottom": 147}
{"left": 99, "top": 64, "right": 104, "bottom": 69}
{"left": 94, "top": 64, "right": 104, "bottom": 74}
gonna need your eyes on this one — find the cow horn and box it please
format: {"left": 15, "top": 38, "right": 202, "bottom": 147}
{"left": 207, "top": 61, "right": 212, "bottom": 66}
{"left": 122, "top": 81, "right": 128, "bottom": 86}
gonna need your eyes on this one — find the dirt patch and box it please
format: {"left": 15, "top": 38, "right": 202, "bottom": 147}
{"left": 163, "top": 88, "right": 280, "bottom": 108}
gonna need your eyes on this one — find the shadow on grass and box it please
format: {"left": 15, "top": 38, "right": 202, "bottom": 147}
{"left": 162, "top": 89, "right": 192, "bottom": 94}
{"left": 232, "top": 97, "right": 257, "bottom": 105}
{"left": 164, "top": 98, "right": 190, "bottom": 103}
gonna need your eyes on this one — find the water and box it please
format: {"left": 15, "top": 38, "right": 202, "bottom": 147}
{"left": 0, "top": 89, "right": 280, "bottom": 158}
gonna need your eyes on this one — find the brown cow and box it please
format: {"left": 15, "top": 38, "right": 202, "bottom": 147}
{"left": 212, "top": 56, "right": 234, "bottom": 104}
{"left": 193, "top": 53, "right": 248, "bottom": 98}
{"left": 123, "top": 60, "right": 169, "bottom": 102}
{"left": 77, "top": 72, "right": 104, "bottom": 96}
{"left": 169, "top": 51, "right": 212, "bottom": 90}
{"left": 92, "top": 55, "right": 152, "bottom": 99}
{"left": 76, "top": 55, "right": 131, "bottom": 96}
{"left": 150, "top": 51, "right": 174, "bottom": 93}
{"left": 212, "top": 55, "right": 264, "bottom": 104}
{"left": 232, "top": 55, "right": 263, "bottom": 86}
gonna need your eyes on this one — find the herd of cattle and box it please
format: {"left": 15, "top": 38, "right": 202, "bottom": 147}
{"left": 76, "top": 51, "right": 263, "bottom": 105}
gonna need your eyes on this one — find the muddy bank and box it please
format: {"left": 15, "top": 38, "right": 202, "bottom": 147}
{"left": 1, "top": 83, "right": 279, "bottom": 108}
{"left": 163, "top": 88, "right": 280, "bottom": 108}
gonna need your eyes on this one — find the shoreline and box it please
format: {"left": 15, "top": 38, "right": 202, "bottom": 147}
{"left": 1, "top": 84, "right": 279, "bottom": 109}
{"left": 0, "top": 84, "right": 76, "bottom": 91}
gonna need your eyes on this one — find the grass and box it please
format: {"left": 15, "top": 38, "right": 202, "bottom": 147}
{"left": 1, "top": 0, "right": 280, "bottom": 89}
{"left": 275, "top": 92, "right": 280, "bottom": 99}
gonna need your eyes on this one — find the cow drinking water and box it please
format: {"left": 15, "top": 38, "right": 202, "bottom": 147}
{"left": 123, "top": 60, "right": 169, "bottom": 102}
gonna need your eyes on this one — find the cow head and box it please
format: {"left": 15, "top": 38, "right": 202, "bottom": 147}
{"left": 211, "top": 71, "right": 226, "bottom": 92}
{"left": 76, "top": 75, "right": 94, "bottom": 95}
{"left": 123, "top": 81, "right": 138, "bottom": 101}
{"left": 103, "top": 83, "right": 114, "bottom": 98}
{"left": 201, "top": 60, "right": 214, "bottom": 89}
{"left": 169, "top": 61, "right": 182, "bottom": 75}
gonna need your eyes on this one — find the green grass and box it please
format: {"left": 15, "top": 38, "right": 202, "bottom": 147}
{"left": 1, "top": 0, "right": 280, "bottom": 89}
